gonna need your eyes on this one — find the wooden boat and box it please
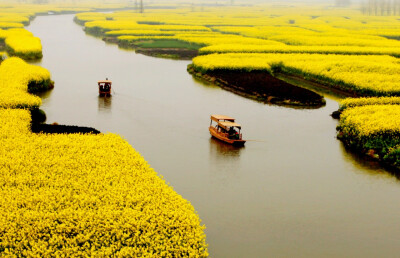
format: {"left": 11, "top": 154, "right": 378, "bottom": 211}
{"left": 209, "top": 115, "right": 246, "bottom": 146}
{"left": 98, "top": 79, "right": 112, "bottom": 97}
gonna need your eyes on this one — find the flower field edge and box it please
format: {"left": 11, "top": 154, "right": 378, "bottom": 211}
{"left": 337, "top": 104, "right": 400, "bottom": 168}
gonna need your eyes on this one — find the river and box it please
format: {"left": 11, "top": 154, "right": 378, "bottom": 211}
{"left": 27, "top": 14, "right": 400, "bottom": 257}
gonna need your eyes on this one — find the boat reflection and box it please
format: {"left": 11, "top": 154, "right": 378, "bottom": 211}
{"left": 209, "top": 137, "right": 244, "bottom": 157}
{"left": 208, "top": 138, "right": 244, "bottom": 184}
{"left": 98, "top": 96, "right": 112, "bottom": 112}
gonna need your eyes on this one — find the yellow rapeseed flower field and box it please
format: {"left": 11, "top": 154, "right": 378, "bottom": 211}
{"left": 79, "top": 7, "right": 400, "bottom": 99}
{"left": 0, "top": 108, "right": 208, "bottom": 256}
{"left": 339, "top": 105, "right": 400, "bottom": 137}
{"left": 199, "top": 44, "right": 400, "bottom": 57}
{"left": 107, "top": 29, "right": 176, "bottom": 36}
{"left": 0, "top": 28, "right": 33, "bottom": 41}
{"left": 85, "top": 20, "right": 210, "bottom": 33}
{"left": 0, "top": 57, "right": 208, "bottom": 255}
{"left": 81, "top": 7, "right": 400, "bottom": 52}
{"left": 0, "top": 57, "right": 47, "bottom": 108}
{"left": 3, "top": 1, "right": 400, "bottom": 254}
{"left": 192, "top": 53, "right": 400, "bottom": 96}
{"left": 5, "top": 35, "right": 42, "bottom": 60}
{"left": 0, "top": 3, "right": 208, "bottom": 256}
{"left": 337, "top": 104, "right": 400, "bottom": 164}
{"left": 0, "top": 15, "right": 29, "bottom": 24}
{"left": 0, "top": 22, "right": 23, "bottom": 29}
{"left": 340, "top": 97, "right": 400, "bottom": 111}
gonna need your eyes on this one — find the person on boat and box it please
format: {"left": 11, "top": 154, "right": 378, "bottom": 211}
{"left": 228, "top": 127, "right": 237, "bottom": 139}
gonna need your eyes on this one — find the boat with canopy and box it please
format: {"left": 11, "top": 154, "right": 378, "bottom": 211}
{"left": 209, "top": 115, "right": 246, "bottom": 146}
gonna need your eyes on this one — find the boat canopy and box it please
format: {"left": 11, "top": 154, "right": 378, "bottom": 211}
{"left": 218, "top": 121, "right": 241, "bottom": 130}
{"left": 211, "top": 114, "right": 235, "bottom": 123}
{"left": 98, "top": 80, "right": 112, "bottom": 84}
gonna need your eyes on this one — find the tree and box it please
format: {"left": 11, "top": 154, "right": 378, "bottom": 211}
{"left": 386, "top": 0, "right": 392, "bottom": 15}
{"left": 363, "top": 0, "right": 400, "bottom": 15}
{"left": 33, "top": 0, "right": 48, "bottom": 3}
{"left": 379, "top": 0, "right": 385, "bottom": 15}
{"left": 335, "top": 0, "right": 351, "bottom": 7}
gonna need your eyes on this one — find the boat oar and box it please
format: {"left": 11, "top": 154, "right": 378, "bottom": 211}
{"left": 245, "top": 139, "right": 268, "bottom": 143}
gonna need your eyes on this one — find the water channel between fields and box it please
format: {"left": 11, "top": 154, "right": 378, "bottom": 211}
{"left": 27, "top": 14, "right": 400, "bottom": 257}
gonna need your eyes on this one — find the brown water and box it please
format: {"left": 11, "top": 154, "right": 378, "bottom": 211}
{"left": 28, "top": 14, "right": 400, "bottom": 257}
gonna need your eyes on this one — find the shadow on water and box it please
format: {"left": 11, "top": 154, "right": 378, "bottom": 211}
{"left": 32, "top": 88, "right": 53, "bottom": 100}
{"left": 339, "top": 142, "right": 400, "bottom": 181}
{"left": 83, "top": 30, "right": 103, "bottom": 40}
{"left": 277, "top": 73, "right": 351, "bottom": 102}
{"left": 98, "top": 96, "right": 112, "bottom": 112}
{"left": 190, "top": 71, "right": 326, "bottom": 110}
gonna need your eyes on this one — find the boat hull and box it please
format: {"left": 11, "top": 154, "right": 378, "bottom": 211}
{"left": 99, "top": 91, "right": 111, "bottom": 97}
{"left": 209, "top": 127, "right": 246, "bottom": 146}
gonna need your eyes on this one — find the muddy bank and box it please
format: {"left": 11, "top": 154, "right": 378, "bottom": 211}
{"left": 31, "top": 123, "right": 100, "bottom": 134}
{"left": 188, "top": 65, "right": 325, "bottom": 107}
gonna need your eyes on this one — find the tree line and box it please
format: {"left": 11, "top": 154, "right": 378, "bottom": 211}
{"left": 133, "top": 0, "right": 144, "bottom": 13}
{"left": 360, "top": 0, "right": 400, "bottom": 15}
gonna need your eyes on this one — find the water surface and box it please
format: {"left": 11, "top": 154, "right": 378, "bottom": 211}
{"left": 28, "top": 14, "right": 400, "bottom": 257}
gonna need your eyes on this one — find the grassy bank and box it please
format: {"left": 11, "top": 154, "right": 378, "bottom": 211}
{"left": 131, "top": 39, "right": 201, "bottom": 50}
{"left": 118, "top": 38, "right": 201, "bottom": 59}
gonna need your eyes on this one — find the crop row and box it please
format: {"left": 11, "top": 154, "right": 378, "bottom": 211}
{"left": 199, "top": 44, "right": 400, "bottom": 57}
{"left": 85, "top": 20, "right": 211, "bottom": 35}
{"left": 339, "top": 97, "right": 400, "bottom": 111}
{"left": 79, "top": 7, "right": 400, "bottom": 53}
{"left": 118, "top": 34, "right": 281, "bottom": 48}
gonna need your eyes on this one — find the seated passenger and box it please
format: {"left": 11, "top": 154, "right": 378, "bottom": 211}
{"left": 228, "top": 127, "right": 236, "bottom": 139}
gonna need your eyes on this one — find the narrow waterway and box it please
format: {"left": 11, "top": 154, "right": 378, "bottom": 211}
{"left": 28, "top": 14, "right": 400, "bottom": 257}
